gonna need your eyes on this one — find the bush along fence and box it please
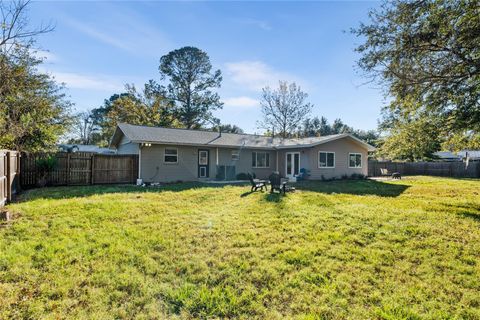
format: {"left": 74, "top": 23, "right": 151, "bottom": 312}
{"left": 0, "top": 150, "right": 21, "bottom": 207}
{"left": 20, "top": 152, "right": 139, "bottom": 189}
{"left": 368, "top": 160, "right": 480, "bottom": 178}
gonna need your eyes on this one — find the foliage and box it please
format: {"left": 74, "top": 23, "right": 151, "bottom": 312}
{"left": 2, "top": 177, "right": 480, "bottom": 318}
{"left": 35, "top": 155, "right": 57, "bottom": 187}
{"left": 91, "top": 83, "right": 179, "bottom": 146}
{"left": 212, "top": 124, "right": 244, "bottom": 134}
{"left": 442, "top": 131, "right": 480, "bottom": 152}
{"left": 353, "top": 0, "right": 480, "bottom": 132}
{"left": 0, "top": 48, "right": 73, "bottom": 152}
{"left": 377, "top": 111, "right": 443, "bottom": 161}
{"left": 259, "top": 81, "right": 313, "bottom": 138}
{"left": 299, "top": 116, "right": 379, "bottom": 146}
{"left": 235, "top": 172, "right": 249, "bottom": 180}
{"left": 35, "top": 155, "right": 57, "bottom": 174}
{"left": 353, "top": 0, "right": 480, "bottom": 159}
{"left": 67, "top": 111, "right": 101, "bottom": 145}
{"left": 159, "top": 46, "right": 223, "bottom": 129}
{"left": 0, "top": 1, "right": 72, "bottom": 152}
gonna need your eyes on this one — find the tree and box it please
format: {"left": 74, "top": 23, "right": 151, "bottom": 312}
{"left": 377, "top": 112, "right": 443, "bottom": 161}
{"left": 0, "top": 1, "right": 72, "bottom": 152}
{"left": 94, "top": 82, "right": 178, "bottom": 146}
{"left": 442, "top": 131, "right": 480, "bottom": 152}
{"left": 353, "top": 0, "right": 480, "bottom": 158}
{"left": 259, "top": 81, "right": 313, "bottom": 138}
{"left": 159, "top": 46, "right": 223, "bottom": 129}
{"left": 68, "top": 111, "right": 100, "bottom": 145}
{"left": 1, "top": 0, "right": 53, "bottom": 54}
{"left": 212, "top": 124, "right": 244, "bottom": 134}
{"left": 299, "top": 116, "right": 380, "bottom": 146}
{"left": 90, "top": 92, "right": 133, "bottom": 145}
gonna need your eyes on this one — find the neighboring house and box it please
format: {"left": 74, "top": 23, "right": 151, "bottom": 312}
{"left": 58, "top": 144, "right": 115, "bottom": 154}
{"left": 109, "top": 123, "right": 375, "bottom": 183}
{"left": 434, "top": 150, "right": 480, "bottom": 162}
{"left": 433, "top": 151, "right": 462, "bottom": 162}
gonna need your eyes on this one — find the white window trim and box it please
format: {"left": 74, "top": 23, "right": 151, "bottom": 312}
{"left": 164, "top": 147, "right": 178, "bottom": 163}
{"left": 199, "top": 150, "right": 208, "bottom": 165}
{"left": 199, "top": 166, "right": 207, "bottom": 178}
{"left": 252, "top": 151, "right": 270, "bottom": 168}
{"left": 348, "top": 153, "right": 362, "bottom": 168}
{"left": 318, "top": 151, "right": 335, "bottom": 169}
{"left": 285, "top": 152, "right": 301, "bottom": 177}
{"left": 231, "top": 150, "right": 240, "bottom": 161}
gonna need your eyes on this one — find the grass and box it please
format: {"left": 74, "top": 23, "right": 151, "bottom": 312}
{"left": 1, "top": 176, "right": 480, "bottom": 319}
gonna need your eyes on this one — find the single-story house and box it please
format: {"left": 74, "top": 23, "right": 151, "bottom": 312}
{"left": 109, "top": 123, "right": 375, "bottom": 183}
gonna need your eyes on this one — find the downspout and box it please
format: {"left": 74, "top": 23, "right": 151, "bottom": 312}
{"left": 276, "top": 150, "right": 279, "bottom": 172}
{"left": 138, "top": 144, "right": 142, "bottom": 180}
{"left": 216, "top": 147, "right": 219, "bottom": 179}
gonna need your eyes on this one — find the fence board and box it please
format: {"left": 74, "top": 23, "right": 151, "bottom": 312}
{"left": 20, "top": 152, "right": 138, "bottom": 188}
{"left": 0, "top": 150, "right": 21, "bottom": 207}
{"left": 369, "top": 160, "right": 480, "bottom": 178}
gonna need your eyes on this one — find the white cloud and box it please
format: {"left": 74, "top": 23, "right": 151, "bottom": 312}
{"left": 62, "top": 8, "right": 173, "bottom": 56}
{"left": 241, "top": 18, "right": 272, "bottom": 31}
{"left": 222, "top": 96, "right": 260, "bottom": 109}
{"left": 51, "top": 71, "right": 124, "bottom": 92}
{"left": 225, "top": 61, "right": 307, "bottom": 92}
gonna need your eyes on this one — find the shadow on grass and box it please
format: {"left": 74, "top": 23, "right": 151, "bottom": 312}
{"left": 440, "top": 203, "right": 480, "bottom": 222}
{"left": 16, "top": 179, "right": 408, "bottom": 203}
{"left": 16, "top": 182, "right": 233, "bottom": 202}
{"left": 295, "top": 179, "right": 409, "bottom": 197}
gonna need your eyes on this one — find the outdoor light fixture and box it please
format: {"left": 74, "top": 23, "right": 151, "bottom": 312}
{"left": 143, "top": 143, "right": 152, "bottom": 147}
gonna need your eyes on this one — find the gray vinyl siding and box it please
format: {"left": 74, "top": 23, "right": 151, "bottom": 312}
{"left": 308, "top": 139, "right": 368, "bottom": 179}
{"left": 277, "top": 149, "right": 310, "bottom": 178}
{"left": 116, "top": 135, "right": 139, "bottom": 155}
{"left": 219, "top": 148, "right": 276, "bottom": 179}
{"left": 136, "top": 138, "right": 367, "bottom": 183}
{"left": 140, "top": 145, "right": 216, "bottom": 182}
{"left": 140, "top": 145, "right": 277, "bottom": 182}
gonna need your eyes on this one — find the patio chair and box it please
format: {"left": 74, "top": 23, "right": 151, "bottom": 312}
{"left": 248, "top": 173, "right": 267, "bottom": 192}
{"left": 268, "top": 172, "right": 295, "bottom": 194}
{"left": 380, "top": 168, "right": 389, "bottom": 176}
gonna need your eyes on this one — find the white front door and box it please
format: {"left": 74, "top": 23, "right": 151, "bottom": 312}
{"left": 285, "top": 152, "right": 300, "bottom": 179}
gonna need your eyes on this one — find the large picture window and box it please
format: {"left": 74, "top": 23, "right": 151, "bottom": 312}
{"left": 164, "top": 148, "right": 178, "bottom": 163}
{"left": 318, "top": 152, "right": 335, "bottom": 168}
{"left": 349, "top": 153, "right": 362, "bottom": 168}
{"left": 252, "top": 152, "right": 270, "bottom": 168}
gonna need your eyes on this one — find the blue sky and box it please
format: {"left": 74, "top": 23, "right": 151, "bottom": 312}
{"left": 30, "top": 1, "right": 383, "bottom": 134}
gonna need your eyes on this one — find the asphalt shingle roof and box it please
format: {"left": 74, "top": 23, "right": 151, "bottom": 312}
{"left": 113, "top": 123, "right": 375, "bottom": 151}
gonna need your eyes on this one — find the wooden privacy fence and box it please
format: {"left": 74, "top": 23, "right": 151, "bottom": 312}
{"left": 20, "top": 152, "right": 138, "bottom": 188}
{"left": 368, "top": 160, "right": 480, "bottom": 178}
{"left": 0, "top": 150, "right": 21, "bottom": 207}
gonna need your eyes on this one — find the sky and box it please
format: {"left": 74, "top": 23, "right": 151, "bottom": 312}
{"left": 29, "top": 1, "right": 384, "bottom": 134}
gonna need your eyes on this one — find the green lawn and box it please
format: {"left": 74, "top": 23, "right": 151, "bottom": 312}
{"left": 1, "top": 177, "right": 480, "bottom": 319}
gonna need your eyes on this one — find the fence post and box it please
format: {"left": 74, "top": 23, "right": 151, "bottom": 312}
{"left": 5, "top": 151, "right": 12, "bottom": 202}
{"left": 91, "top": 154, "right": 95, "bottom": 185}
{"left": 66, "top": 153, "right": 71, "bottom": 186}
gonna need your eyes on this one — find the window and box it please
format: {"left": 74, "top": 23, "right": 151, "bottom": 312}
{"left": 318, "top": 152, "right": 335, "bottom": 168}
{"left": 231, "top": 151, "right": 240, "bottom": 161}
{"left": 199, "top": 150, "right": 208, "bottom": 165}
{"left": 164, "top": 148, "right": 178, "bottom": 163}
{"left": 252, "top": 152, "right": 270, "bottom": 168}
{"left": 349, "top": 153, "right": 362, "bottom": 168}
